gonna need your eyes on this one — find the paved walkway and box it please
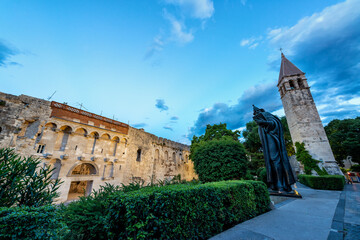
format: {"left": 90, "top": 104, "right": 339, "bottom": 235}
{"left": 343, "top": 183, "right": 360, "bottom": 239}
{"left": 210, "top": 183, "right": 360, "bottom": 240}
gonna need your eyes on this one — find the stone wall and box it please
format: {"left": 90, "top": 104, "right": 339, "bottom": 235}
{"left": 0, "top": 91, "right": 197, "bottom": 203}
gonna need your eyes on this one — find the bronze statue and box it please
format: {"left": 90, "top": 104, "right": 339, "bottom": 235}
{"left": 253, "top": 105, "right": 296, "bottom": 193}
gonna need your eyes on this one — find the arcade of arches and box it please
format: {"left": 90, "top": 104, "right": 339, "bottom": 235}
{"left": 0, "top": 92, "right": 197, "bottom": 203}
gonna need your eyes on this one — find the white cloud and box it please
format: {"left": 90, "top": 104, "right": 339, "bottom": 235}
{"left": 240, "top": 36, "right": 262, "bottom": 49}
{"left": 266, "top": 0, "right": 360, "bottom": 122}
{"left": 164, "top": 11, "right": 194, "bottom": 44}
{"left": 165, "top": 0, "right": 214, "bottom": 19}
{"left": 267, "top": 0, "right": 360, "bottom": 54}
{"left": 249, "top": 42, "right": 258, "bottom": 49}
{"left": 145, "top": 0, "right": 213, "bottom": 59}
{"left": 144, "top": 35, "right": 165, "bottom": 60}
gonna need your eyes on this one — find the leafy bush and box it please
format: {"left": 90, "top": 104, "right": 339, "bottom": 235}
{"left": 0, "top": 148, "right": 62, "bottom": 207}
{"left": 350, "top": 165, "right": 360, "bottom": 172}
{"left": 257, "top": 167, "right": 267, "bottom": 185}
{"left": 60, "top": 183, "right": 121, "bottom": 240}
{"left": 191, "top": 138, "right": 248, "bottom": 182}
{"left": 295, "top": 142, "right": 328, "bottom": 175}
{"left": 244, "top": 170, "right": 255, "bottom": 180}
{"left": 106, "top": 180, "right": 270, "bottom": 240}
{"left": 325, "top": 117, "right": 360, "bottom": 165}
{"left": 298, "top": 174, "right": 345, "bottom": 190}
{"left": 0, "top": 205, "right": 68, "bottom": 240}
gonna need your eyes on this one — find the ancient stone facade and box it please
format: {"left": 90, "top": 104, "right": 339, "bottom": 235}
{"left": 277, "top": 54, "right": 342, "bottom": 175}
{"left": 0, "top": 91, "right": 197, "bottom": 203}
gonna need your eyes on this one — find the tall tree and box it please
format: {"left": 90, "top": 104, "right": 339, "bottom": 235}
{"left": 190, "top": 123, "right": 240, "bottom": 159}
{"left": 325, "top": 117, "right": 360, "bottom": 165}
{"left": 190, "top": 123, "right": 247, "bottom": 182}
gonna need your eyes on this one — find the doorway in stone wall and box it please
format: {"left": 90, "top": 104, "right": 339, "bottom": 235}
{"left": 66, "top": 162, "right": 98, "bottom": 201}
{"left": 67, "top": 180, "right": 93, "bottom": 200}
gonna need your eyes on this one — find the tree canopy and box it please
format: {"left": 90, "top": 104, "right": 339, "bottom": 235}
{"left": 190, "top": 123, "right": 247, "bottom": 182}
{"left": 190, "top": 123, "right": 240, "bottom": 159}
{"left": 325, "top": 117, "right": 360, "bottom": 165}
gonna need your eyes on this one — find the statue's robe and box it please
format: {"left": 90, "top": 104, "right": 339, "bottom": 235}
{"left": 254, "top": 112, "right": 295, "bottom": 191}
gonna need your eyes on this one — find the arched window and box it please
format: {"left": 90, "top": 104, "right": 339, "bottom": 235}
{"left": 75, "top": 128, "right": 87, "bottom": 136}
{"left": 298, "top": 78, "right": 305, "bottom": 88}
{"left": 70, "top": 163, "right": 97, "bottom": 175}
{"left": 112, "top": 137, "right": 120, "bottom": 156}
{"left": 100, "top": 133, "right": 111, "bottom": 140}
{"left": 289, "top": 80, "right": 295, "bottom": 90}
{"left": 60, "top": 126, "right": 72, "bottom": 151}
{"left": 45, "top": 123, "right": 57, "bottom": 132}
{"left": 90, "top": 132, "right": 99, "bottom": 154}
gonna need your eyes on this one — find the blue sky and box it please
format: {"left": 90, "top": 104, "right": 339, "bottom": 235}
{"left": 1, "top": 0, "right": 359, "bottom": 144}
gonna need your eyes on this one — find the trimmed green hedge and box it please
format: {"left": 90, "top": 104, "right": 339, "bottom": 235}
{"left": 0, "top": 205, "right": 68, "bottom": 240}
{"left": 105, "top": 180, "right": 270, "bottom": 240}
{"left": 0, "top": 181, "right": 270, "bottom": 240}
{"left": 298, "top": 174, "right": 345, "bottom": 190}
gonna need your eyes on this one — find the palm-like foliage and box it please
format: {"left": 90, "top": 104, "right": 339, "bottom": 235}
{"left": 0, "top": 148, "right": 62, "bottom": 207}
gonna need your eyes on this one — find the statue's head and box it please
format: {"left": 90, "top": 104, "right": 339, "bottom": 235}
{"left": 252, "top": 105, "right": 265, "bottom": 115}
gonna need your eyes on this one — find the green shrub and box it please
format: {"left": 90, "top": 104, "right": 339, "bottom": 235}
{"left": 298, "top": 174, "right": 345, "bottom": 190}
{"left": 244, "top": 170, "right": 255, "bottom": 180}
{"left": 105, "top": 180, "right": 270, "bottom": 240}
{"left": 295, "top": 142, "right": 328, "bottom": 175}
{"left": 257, "top": 167, "right": 268, "bottom": 185}
{"left": 60, "top": 183, "right": 121, "bottom": 240}
{"left": 0, "top": 205, "right": 68, "bottom": 240}
{"left": 350, "top": 165, "right": 360, "bottom": 172}
{"left": 192, "top": 138, "right": 248, "bottom": 182}
{"left": 0, "top": 148, "right": 62, "bottom": 207}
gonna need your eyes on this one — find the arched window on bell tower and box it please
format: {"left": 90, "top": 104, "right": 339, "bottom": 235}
{"left": 297, "top": 77, "right": 305, "bottom": 89}
{"left": 289, "top": 80, "right": 295, "bottom": 90}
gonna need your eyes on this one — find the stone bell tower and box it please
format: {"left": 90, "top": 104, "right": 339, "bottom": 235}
{"left": 277, "top": 53, "right": 341, "bottom": 175}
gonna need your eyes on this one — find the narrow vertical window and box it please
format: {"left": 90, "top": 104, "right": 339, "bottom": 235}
{"left": 136, "top": 149, "right": 142, "bottom": 162}
{"left": 60, "top": 126, "right": 72, "bottom": 151}
{"left": 289, "top": 80, "right": 295, "bottom": 90}
{"left": 298, "top": 78, "right": 305, "bottom": 88}
{"left": 37, "top": 144, "right": 46, "bottom": 153}
{"left": 113, "top": 137, "right": 119, "bottom": 156}
{"left": 91, "top": 132, "right": 99, "bottom": 154}
{"left": 51, "top": 159, "right": 62, "bottom": 179}
{"left": 109, "top": 163, "right": 114, "bottom": 178}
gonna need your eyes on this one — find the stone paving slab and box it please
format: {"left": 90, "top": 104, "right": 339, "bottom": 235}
{"left": 343, "top": 184, "right": 360, "bottom": 239}
{"left": 210, "top": 184, "right": 341, "bottom": 240}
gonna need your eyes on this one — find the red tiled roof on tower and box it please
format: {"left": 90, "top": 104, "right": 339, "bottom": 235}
{"left": 278, "top": 53, "right": 304, "bottom": 83}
